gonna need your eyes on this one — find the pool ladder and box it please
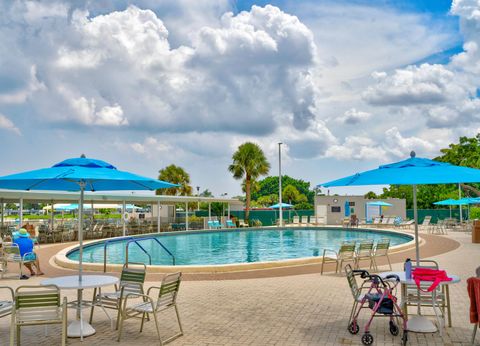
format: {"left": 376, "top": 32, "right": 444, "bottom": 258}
{"left": 103, "top": 235, "right": 175, "bottom": 272}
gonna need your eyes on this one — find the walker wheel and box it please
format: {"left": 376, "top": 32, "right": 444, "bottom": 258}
{"left": 361, "top": 333, "right": 374, "bottom": 345}
{"left": 389, "top": 321, "right": 399, "bottom": 336}
{"left": 348, "top": 321, "right": 359, "bottom": 334}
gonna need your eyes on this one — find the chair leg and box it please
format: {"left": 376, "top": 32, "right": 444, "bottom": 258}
{"left": 89, "top": 287, "right": 97, "bottom": 324}
{"left": 16, "top": 325, "right": 20, "bottom": 346}
{"left": 140, "top": 312, "right": 146, "bottom": 332}
{"left": 386, "top": 255, "right": 392, "bottom": 271}
{"left": 472, "top": 324, "right": 478, "bottom": 345}
{"left": 117, "top": 309, "right": 125, "bottom": 342}
{"left": 115, "top": 305, "right": 122, "bottom": 330}
{"left": 175, "top": 305, "right": 184, "bottom": 335}
{"left": 9, "top": 313, "right": 15, "bottom": 346}
{"left": 63, "top": 306, "right": 67, "bottom": 346}
{"left": 348, "top": 300, "right": 358, "bottom": 325}
{"left": 152, "top": 313, "right": 163, "bottom": 346}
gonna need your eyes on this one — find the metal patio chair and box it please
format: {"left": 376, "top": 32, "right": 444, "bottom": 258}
{"left": 354, "top": 240, "right": 374, "bottom": 269}
{"left": 371, "top": 239, "right": 392, "bottom": 271}
{"left": 321, "top": 241, "right": 356, "bottom": 274}
{"left": 118, "top": 272, "right": 183, "bottom": 345}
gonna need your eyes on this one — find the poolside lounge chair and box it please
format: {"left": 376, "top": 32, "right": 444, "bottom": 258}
{"left": 398, "top": 219, "right": 415, "bottom": 229}
{"left": 118, "top": 272, "right": 183, "bottom": 344}
{"left": 321, "top": 241, "right": 356, "bottom": 275}
{"left": 300, "top": 216, "right": 309, "bottom": 226}
{"left": 10, "top": 285, "right": 67, "bottom": 346}
{"left": 371, "top": 239, "right": 392, "bottom": 271}
{"left": 354, "top": 240, "right": 374, "bottom": 269}
{"left": 420, "top": 215, "right": 432, "bottom": 231}
{"left": 2, "top": 243, "right": 36, "bottom": 279}
{"left": 386, "top": 217, "right": 396, "bottom": 227}
{"left": 371, "top": 217, "right": 381, "bottom": 227}
{"left": 292, "top": 216, "right": 300, "bottom": 226}
{"left": 90, "top": 262, "right": 146, "bottom": 330}
{"left": 238, "top": 219, "right": 248, "bottom": 227}
{"left": 226, "top": 219, "right": 236, "bottom": 228}
{"left": 0, "top": 286, "right": 14, "bottom": 319}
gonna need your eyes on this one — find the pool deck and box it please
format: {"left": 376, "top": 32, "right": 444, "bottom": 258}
{"left": 0, "top": 229, "right": 477, "bottom": 345}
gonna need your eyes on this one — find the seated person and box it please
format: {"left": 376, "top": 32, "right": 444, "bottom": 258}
{"left": 349, "top": 214, "right": 359, "bottom": 227}
{"left": 13, "top": 228, "right": 44, "bottom": 277}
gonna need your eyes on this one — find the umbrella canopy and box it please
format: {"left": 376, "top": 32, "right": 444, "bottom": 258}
{"left": 269, "top": 202, "right": 293, "bottom": 209}
{"left": 320, "top": 151, "right": 480, "bottom": 263}
{"left": 0, "top": 156, "right": 177, "bottom": 281}
{"left": 366, "top": 201, "right": 393, "bottom": 207}
{"left": 433, "top": 198, "right": 468, "bottom": 206}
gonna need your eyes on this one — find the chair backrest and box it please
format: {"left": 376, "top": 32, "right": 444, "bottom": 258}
{"left": 374, "top": 239, "right": 390, "bottom": 256}
{"left": 372, "top": 217, "right": 380, "bottom": 224}
{"left": 344, "top": 264, "right": 359, "bottom": 299}
{"left": 301, "top": 216, "right": 309, "bottom": 223}
{"left": 121, "top": 262, "right": 147, "bottom": 295}
{"left": 14, "top": 285, "right": 62, "bottom": 321}
{"left": 3, "top": 243, "right": 21, "bottom": 261}
{"left": 156, "top": 272, "right": 182, "bottom": 310}
{"left": 422, "top": 216, "right": 431, "bottom": 225}
{"left": 293, "top": 216, "right": 300, "bottom": 224}
{"left": 387, "top": 217, "right": 395, "bottom": 225}
{"left": 226, "top": 220, "right": 235, "bottom": 227}
{"left": 357, "top": 240, "right": 374, "bottom": 256}
{"left": 409, "top": 259, "right": 439, "bottom": 270}
{"left": 317, "top": 216, "right": 325, "bottom": 225}
{"left": 339, "top": 241, "right": 356, "bottom": 259}
{"left": 0, "top": 286, "right": 14, "bottom": 318}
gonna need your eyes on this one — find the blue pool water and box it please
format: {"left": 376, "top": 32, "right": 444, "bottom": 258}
{"left": 68, "top": 228, "right": 412, "bottom": 266}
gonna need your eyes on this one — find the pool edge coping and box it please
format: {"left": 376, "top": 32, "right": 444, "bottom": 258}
{"left": 53, "top": 227, "right": 419, "bottom": 274}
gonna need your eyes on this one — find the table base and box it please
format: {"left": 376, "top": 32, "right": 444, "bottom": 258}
{"left": 407, "top": 315, "right": 437, "bottom": 333}
{"left": 67, "top": 320, "right": 96, "bottom": 338}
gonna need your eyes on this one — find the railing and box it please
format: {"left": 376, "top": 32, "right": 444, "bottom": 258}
{"left": 125, "top": 237, "right": 175, "bottom": 266}
{"left": 103, "top": 235, "right": 175, "bottom": 271}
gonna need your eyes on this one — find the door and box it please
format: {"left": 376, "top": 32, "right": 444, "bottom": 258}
{"left": 316, "top": 205, "right": 327, "bottom": 225}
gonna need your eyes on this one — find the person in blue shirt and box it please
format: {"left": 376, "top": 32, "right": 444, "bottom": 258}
{"left": 13, "top": 228, "right": 44, "bottom": 277}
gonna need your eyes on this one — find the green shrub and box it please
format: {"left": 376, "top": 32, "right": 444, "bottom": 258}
{"left": 470, "top": 207, "right": 480, "bottom": 219}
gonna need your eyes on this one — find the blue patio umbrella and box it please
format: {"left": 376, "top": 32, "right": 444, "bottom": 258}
{"left": 434, "top": 198, "right": 471, "bottom": 219}
{"left": 366, "top": 201, "right": 393, "bottom": 207}
{"left": 0, "top": 156, "right": 177, "bottom": 281}
{"left": 320, "top": 151, "right": 480, "bottom": 262}
{"left": 269, "top": 203, "right": 293, "bottom": 209}
{"left": 344, "top": 200, "right": 350, "bottom": 217}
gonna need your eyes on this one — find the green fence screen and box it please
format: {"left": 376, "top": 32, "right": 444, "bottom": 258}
{"left": 406, "top": 208, "right": 467, "bottom": 224}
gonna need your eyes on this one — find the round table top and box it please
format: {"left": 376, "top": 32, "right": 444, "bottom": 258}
{"left": 380, "top": 271, "right": 461, "bottom": 285}
{"left": 41, "top": 275, "right": 119, "bottom": 289}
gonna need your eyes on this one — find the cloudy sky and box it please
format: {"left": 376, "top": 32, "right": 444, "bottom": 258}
{"left": 0, "top": 0, "right": 479, "bottom": 197}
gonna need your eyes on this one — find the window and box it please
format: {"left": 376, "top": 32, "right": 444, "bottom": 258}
{"left": 331, "top": 206, "right": 341, "bottom": 213}
{"left": 349, "top": 201, "right": 355, "bottom": 206}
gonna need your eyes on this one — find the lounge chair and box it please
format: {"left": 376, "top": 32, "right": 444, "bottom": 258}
{"left": 238, "top": 219, "right": 248, "bottom": 227}
{"left": 371, "top": 217, "right": 381, "bottom": 227}
{"left": 90, "top": 262, "right": 146, "bottom": 330}
{"left": 342, "top": 218, "right": 351, "bottom": 228}
{"left": 317, "top": 216, "right": 326, "bottom": 225}
{"left": 371, "top": 239, "right": 392, "bottom": 271}
{"left": 398, "top": 219, "right": 415, "bottom": 229}
{"left": 420, "top": 215, "right": 432, "bottom": 231}
{"left": 2, "top": 243, "right": 36, "bottom": 279}
{"left": 226, "top": 219, "right": 236, "bottom": 228}
{"left": 321, "top": 241, "right": 356, "bottom": 274}
{"left": 386, "top": 217, "right": 396, "bottom": 227}
{"left": 213, "top": 220, "right": 224, "bottom": 229}
{"left": 0, "top": 286, "right": 14, "bottom": 319}
{"left": 354, "top": 240, "right": 374, "bottom": 269}
{"left": 10, "top": 285, "right": 67, "bottom": 346}
{"left": 118, "top": 272, "right": 184, "bottom": 344}
{"left": 292, "top": 216, "right": 300, "bottom": 226}
{"left": 300, "top": 216, "right": 309, "bottom": 226}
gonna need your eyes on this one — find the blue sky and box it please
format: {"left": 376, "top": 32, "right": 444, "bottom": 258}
{"left": 0, "top": 0, "right": 479, "bottom": 197}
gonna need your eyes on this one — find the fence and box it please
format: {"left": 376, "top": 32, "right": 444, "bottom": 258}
{"left": 406, "top": 208, "right": 467, "bottom": 224}
{"left": 195, "top": 209, "right": 314, "bottom": 227}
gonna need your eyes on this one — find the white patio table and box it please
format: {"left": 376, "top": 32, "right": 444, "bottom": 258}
{"left": 41, "top": 275, "right": 118, "bottom": 340}
{"left": 380, "top": 271, "right": 460, "bottom": 334}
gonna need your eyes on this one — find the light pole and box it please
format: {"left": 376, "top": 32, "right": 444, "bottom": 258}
{"left": 278, "top": 142, "right": 283, "bottom": 227}
{"left": 196, "top": 186, "right": 200, "bottom": 211}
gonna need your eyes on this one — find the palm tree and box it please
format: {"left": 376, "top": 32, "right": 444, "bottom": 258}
{"left": 229, "top": 142, "right": 270, "bottom": 221}
{"left": 156, "top": 164, "right": 193, "bottom": 196}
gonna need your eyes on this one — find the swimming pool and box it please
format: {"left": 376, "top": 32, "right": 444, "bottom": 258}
{"left": 67, "top": 228, "right": 413, "bottom": 266}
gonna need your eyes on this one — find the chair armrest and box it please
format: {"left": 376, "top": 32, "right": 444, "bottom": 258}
{"left": 322, "top": 249, "right": 338, "bottom": 257}
{"left": 0, "top": 286, "right": 14, "bottom": 300}
{"left": 146, "top": 286, "right": 162, "bottom": 296}
{"left": 21, "top": 252, "right": 35, "bottom": 261}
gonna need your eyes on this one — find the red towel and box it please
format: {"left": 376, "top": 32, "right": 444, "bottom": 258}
{"left": 467, "top": 277, "right": 480, "bottom": 325}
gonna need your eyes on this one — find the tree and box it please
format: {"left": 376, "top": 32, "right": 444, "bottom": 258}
{"left": 257, "top": 194, "right": 278, "bottom": 207}
{"left": 156, "top": 164, "right": 192, "bottom": 196}
{"left": 229, "top": 142, "right": 270, "bottom": 221}
{"left": 364, "top": 191, "right": 378, "bottom": 199}
{"left": 251, "top": 175, "right": 315, "bottom": 203}
{"left": 200, "top": 189, "right": 213, "bottom": 197}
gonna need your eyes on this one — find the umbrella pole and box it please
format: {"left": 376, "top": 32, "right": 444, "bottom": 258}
{"left": 78, "top": 183, "right": 85, "bottom": 282}
{"left": 157, "top": 201, "right": 161, "bottom": 233}
{"left": 413, "top": 185, "right": 420, "bottom": 265}
{"left": 459, "top": 184, "right": 463, "bottom": 222}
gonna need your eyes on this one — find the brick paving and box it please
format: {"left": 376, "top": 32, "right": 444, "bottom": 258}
{"left": 0, "top": 231, "right": 478, "bottom": 345}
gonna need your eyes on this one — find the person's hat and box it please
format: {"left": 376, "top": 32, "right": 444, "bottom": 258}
{"left": 18, "top": 228, "right": 30, "bottom": 238}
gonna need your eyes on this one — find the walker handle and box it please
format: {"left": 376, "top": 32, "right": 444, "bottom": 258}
{"left": 385, "top": 274, "right": 400, "bottom": 282}
{"left": 353, "top": 269, "right": 369, "bottom": 278}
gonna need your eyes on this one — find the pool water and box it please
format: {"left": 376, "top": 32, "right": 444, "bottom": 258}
{"left": 67, "top": 228, "right": 412, "bottom": 266}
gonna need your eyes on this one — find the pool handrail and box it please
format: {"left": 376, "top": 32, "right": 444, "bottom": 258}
{"left": 125, "top": 236, "right": 176, "bottom": 267}
{"left": 103, "top": 236, "right": 135, "bottom": 272}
